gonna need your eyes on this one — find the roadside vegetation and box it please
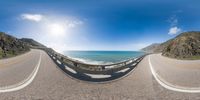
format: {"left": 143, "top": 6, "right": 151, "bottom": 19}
{"left": 0, "top": 32, "right": 30, "bottom": 59}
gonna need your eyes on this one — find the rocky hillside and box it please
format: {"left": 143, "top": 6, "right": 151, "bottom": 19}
{"left": 0, "top": 32, "right": 30, "bottom": 58}
{"left": 142, "top": 31, "right": 200, "bottom": 59}
{"left": 162, "top": 31, "right": 200, "bottom": 59}
{"left": 141, "top": 43, "right": 160, "bottom": 53}
{"left": 20, "top": 38, "right": 46, "bottom": 48}
{"left": 141, "top": 39, "right": 173, "bottom": 53}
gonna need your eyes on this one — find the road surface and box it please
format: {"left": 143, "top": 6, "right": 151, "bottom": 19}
{"left": 150, "top": 54, "right": 200, "bottom": 87}
{"left": 0, "top": 49, "right": 40, "bottom": 87}
{"left": 1, "top": 49, "right": 200, "bottom": 99}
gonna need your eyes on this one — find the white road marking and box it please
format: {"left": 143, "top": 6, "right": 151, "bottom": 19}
{"left": 149, "top": 55, "right": 200, "bottom": 93}
{"left": 0, "top": 51, "right": 42, "bottom": 93}
{"left": 53, "top": 57, "right": 55, "bottom": 59}
{"left": 65, "top": 65, "right": 77, "bottom": 74}
{"left": 84, "top": 73, "right": 111, "bottom": 79}
{"left": 116, "top": 68, "right": 130, "bottom": 73}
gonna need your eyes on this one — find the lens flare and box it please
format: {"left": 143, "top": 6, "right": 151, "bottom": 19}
{"left": 48, "top": 23, "right": 66, "bottom": 36}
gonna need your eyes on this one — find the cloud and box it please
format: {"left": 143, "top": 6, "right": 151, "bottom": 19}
{"left": 66, "top": 20, "right": 83, "bottom": 28}
{"left": 20, "top": 13, "right": 83, "bottom": 28}
{"left": 167, "top": 15, "right": 182, "bottom": 35}
{"left": 19, "top": 13, "right": 84, "bottom": 51}
{"left": 168, "top": 27, "right": 181, "bottom": 35}
{"left": 21, "top": 14, "right": 43, "bottom": 22}
{"left": 168, "top": 15, "right": 178, "bottom": 27}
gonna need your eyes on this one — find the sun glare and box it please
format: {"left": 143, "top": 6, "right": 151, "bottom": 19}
{"left": 48, "top": 23, "right": 66, "bottom": 36}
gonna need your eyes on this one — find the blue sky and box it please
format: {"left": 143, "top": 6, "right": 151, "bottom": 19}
{"left": 0, "top": 0, "right": 200, "bottom": 52}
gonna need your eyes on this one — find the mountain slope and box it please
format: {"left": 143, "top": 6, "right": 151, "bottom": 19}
{"left": 141, "top": 43, "right": 160, "bottom": 53}
{"left": 20, "top": 38, "right": 46, "bottom": 48}
{"left": 162, "top": 31, "right": 200, "bottom": 59}
{"left": 0, "top": 32, "right": 30, "bottom": 58}
{"left": 142, "top": 31, "right": 200, "bottom": 59}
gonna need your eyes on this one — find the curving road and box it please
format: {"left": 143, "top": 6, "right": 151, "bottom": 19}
{"left": 1, "top": 49, "right": 200, "bottom": 99}
{"left": 0, "top": 49, "right": 41, "bottom": 88}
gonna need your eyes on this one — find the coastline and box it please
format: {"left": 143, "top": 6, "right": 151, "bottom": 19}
{"left": 63, "top": 51, "right": 145, "bottom": 65}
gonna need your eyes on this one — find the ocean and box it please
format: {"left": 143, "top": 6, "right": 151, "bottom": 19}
{"left": 64, "top": 51, "right": 145, "bottom": 64}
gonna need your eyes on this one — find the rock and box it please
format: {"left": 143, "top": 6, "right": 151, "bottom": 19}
{"left": 162, "top": 31, "right": 200, "bottom": 59}
{"left": 0, "top": 32, "right": 30, "bottom": 58}
{"left": 140, "top": 43, "right": 160, "bottom": 53}
{"left": 20, "top": 38, "right": 46, "bottom": 48}
{"left": 141, "top": 31, "right": 200, "bottom": 59}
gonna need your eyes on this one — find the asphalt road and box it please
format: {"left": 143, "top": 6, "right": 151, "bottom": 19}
{"left": 0, "top": 49, "right": 40, "bottom": 87}
{"left": 150, "top": 54, "right": 200, "bottom": 88}
{"left": 1, "top": 49, "right": 200, "bottom": 100}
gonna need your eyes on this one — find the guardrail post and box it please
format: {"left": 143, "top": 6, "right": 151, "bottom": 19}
{"left": 61, "top": 57, "right": 64, "bottom": 61}
{"left": 102, "top": 66, "right": 105, "bottom": 71}
{"left": 74, "top": 62, "right": 77, "bottom": 67}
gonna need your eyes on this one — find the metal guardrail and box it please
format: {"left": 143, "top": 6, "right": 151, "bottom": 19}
{"left": 39, "top": 48, "right": 147, "bottom": 82}
{"left": 43, "top": 48, "right": 146, "bottom": 73}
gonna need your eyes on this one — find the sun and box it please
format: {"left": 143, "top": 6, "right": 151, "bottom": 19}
{"left": 48, "top": 23, "right": 66, "bottom": 36}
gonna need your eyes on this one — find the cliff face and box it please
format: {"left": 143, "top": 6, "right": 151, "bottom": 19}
{"left": 141, "top": 31, "right": 200, "bottom": 59}
{"left": 0, "top": 32, "right": 29, "bottom": 58}
{"left": 20, "top": 38, "right": 46, "bottom": 48}
{"left": 162, "top": 31, "right": 200, "bottom": 59}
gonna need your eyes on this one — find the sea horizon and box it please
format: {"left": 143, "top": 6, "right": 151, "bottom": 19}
{"left": 64, "top": 50, "right": 143, "bottom": 52}
{"left": 64, "top": 50, "right": 145, "bottom": 64}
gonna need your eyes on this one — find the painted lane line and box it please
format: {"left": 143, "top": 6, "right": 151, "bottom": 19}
{"left": 0, "top": 51, "right": 42, "bottom": 93}
{"left": 65, "top": 65, "right": 77, "bottom": 74}
{"left": 149, "top": 55, "right": 200, "bottom": 93}
{"left": 84, "top": 73, "right": 111, "bottom": 79}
